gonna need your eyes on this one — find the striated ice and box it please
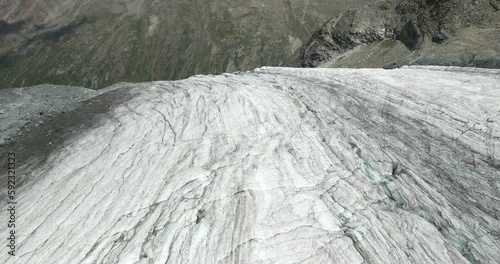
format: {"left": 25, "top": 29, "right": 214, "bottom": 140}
{"left": 1, "top": 66, "right": 499, "bottom": 264}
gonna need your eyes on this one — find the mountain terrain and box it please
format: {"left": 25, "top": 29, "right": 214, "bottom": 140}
{"left": 0, "top": 0, "right": 372, "bottom": 89}
{"left": 298, "top": 0, "right": 500, "bottom": 69}
{"left": 1, "top": 66, "right": 499, "bottom": 263}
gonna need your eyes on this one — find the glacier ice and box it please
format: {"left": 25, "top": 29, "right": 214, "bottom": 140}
{"left": 1, "top": 66, "right": 499, "bottom": 263}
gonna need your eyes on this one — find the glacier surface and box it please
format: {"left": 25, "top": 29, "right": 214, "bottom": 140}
{"left": 1, "top": 66, "right": 500, "bottom": 263}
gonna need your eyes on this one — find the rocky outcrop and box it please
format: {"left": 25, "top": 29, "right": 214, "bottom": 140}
{"left": 299, "top": 9, "right": 391, "bottom": 67}
{"left": 1, "top": 66, "right": 499, "bottom": 263}
{"left": 298, "top": 0, "right": 500, "bottom": 68}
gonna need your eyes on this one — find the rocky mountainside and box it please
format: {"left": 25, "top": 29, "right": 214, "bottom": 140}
{"left": 1, "top": 66, "right": 499, "bottom": 263}
{"left": 0, "top": 0, "right": 372, "bottom": 89}
{"left": 0, "top": 85, "right": 96, "bottom": 145}
{"left": 0, "top": 82, "right": 132, "bottom": 145}
{"left": 297, "top": 0, "right": 500, "bottom": 69}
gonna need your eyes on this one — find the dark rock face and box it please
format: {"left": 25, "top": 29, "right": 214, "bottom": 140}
{"left": 0, "top": 20, "right": 25, "bottom": 35}
{"left": 491, "top": 0, "right": 500, "bottom": 10}
{"left": 396, "top": 20, "right": 425, "bottom": 51}
{"left": 297, "top": 0, "right": 500, "bottom": 68}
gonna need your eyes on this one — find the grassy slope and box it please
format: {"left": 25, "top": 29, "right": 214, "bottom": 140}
{"left": 0, "top": 0, "right": 370, "bottom": 89}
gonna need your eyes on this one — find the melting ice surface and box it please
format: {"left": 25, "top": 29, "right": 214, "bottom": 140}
{"left": 1, "top": 66, "right": 500, "bottom": 263}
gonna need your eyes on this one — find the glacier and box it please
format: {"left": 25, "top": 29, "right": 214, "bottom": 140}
{"left": 1, "top": 66, "right": 499, "bottom": 263}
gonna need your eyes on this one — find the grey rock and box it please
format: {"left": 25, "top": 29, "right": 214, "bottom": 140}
{"left": 297, "top": 0, "right": 500, "bottom": 68}
{"left": 299, "top": 8, "right": 391, "bottom": 67}
{"left": 0, "top": 84, "right": 112, "bottom": 145}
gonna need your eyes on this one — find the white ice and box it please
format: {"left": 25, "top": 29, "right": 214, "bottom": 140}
{"left": 1, "top": 66, "right": 499, "bottom": 264}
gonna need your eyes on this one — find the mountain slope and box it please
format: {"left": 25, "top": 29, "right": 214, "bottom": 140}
{"left": 1, "top": 66, "right": 499, "bottom": 263}
{"left": 297, "top": 0, "right": 500, "bottom": 69}
{"left": 0, "top": 0, "right": 372, "bottom": 89}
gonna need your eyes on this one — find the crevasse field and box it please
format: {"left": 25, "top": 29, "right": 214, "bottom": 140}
{"left": 1, "top": 66, "right": 500, "bottom": 263}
